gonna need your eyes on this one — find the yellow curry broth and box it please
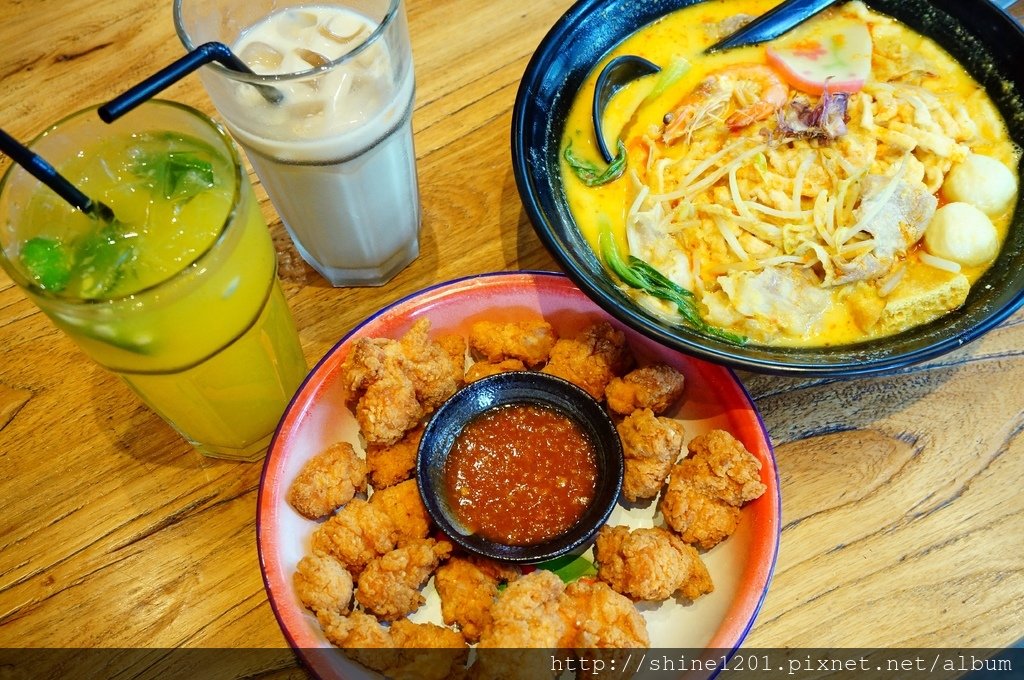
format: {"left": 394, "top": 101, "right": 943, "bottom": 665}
{"left": 562, "top": 0, "right": 1019, "bottom": 347}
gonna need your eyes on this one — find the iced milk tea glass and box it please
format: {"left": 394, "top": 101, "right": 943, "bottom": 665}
{"left": 0, "top": 101, "right": 308, "bottom": 461}
{"left": 175, "top": 0, "right": 421, "bottom": 287}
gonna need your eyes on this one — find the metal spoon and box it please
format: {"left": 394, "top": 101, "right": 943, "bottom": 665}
{"left": 591, "top": 55, "right": 660, "bottom": 163}
{"left": 590, "top": 0, "right": 839, "bottom": 162}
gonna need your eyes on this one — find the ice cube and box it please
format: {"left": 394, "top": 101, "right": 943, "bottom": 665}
{"left": 318, "top": 14, "right": 369, "bottom": 44}
{"left": 354, "top": 42, "right": 390, "bottom": 76}
{"left": 292, "top": 100, "right": 325, "bottom": 119}
{"left": 240, "top": 41, "right": 283, "bottom": 72}
{"left": 291, "top": 101, "right": 326, "bottom": 135}
{"left": 277, "top": 10, "right": 318, "bottom": 40}
{"left": 296, "top": 48, "right": 331, "bottom": 68}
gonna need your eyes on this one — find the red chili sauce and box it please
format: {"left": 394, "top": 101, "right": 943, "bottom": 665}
{"left": 442, "top": 402, "right": 598, "bottom": 546}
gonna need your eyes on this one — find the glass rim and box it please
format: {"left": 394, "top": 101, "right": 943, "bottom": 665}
{"left": 172, "top": 0, "right": 403, "bottom": 84}
{"left": 0, "top": 99, "right": 246, "bottom": 306}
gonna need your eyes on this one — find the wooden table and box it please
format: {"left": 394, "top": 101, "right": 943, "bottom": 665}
{"left": 0, "top": 0, "right": 1021, "bottom": 668}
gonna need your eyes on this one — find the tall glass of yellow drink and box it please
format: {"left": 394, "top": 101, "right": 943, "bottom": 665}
{"left": 0, "top": 100, "right": 308, "bottom": 461}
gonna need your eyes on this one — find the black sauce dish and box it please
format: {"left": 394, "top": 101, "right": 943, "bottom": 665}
{"left": 416, "top": 371, "right": 624, "bottom": 564}
{"left": 511, "top": 0, "right": 1024, "bottom": 377}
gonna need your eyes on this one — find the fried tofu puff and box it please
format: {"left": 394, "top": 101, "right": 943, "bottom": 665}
{"left": 660, "top": 430, "right": 767, "bottom": 550}
{"left": 365, "top": 426, "right": 421, "bottom": 490}
{"left": 369, "top": 478, "right": 432, "bottom": 547}
{"left": 464, "top": 358, "right": 527, "bottom": 383}
{"left": 605, "top": 364, "right": 686, "bottom": 416}
{"left": 435, "top": 555, "right": 520, "bottom": 643}
{"left": 341, "top": 319, "right": 462, "bottom": 447}
{"left": 287, "top": 441, "right": 367, "bottom": 519}
{"left": 355, "top": 538, "right": 453, "bottom": 621}
{"left": 542, "top": 321, "right": 633, "bottom": 400}
{"left": 593, "top": 525, "right": 713, "bottom": 602}
{"left": 293, "top": 551, "right": 354, "bottom": 617}
{"left": 617, "top": 408, "right": 686, "bottom": 503}
{"left": 468, "top": 320, "right": 558, "bottom": 368}
{"left": 310, "top": 498, "right": 398, "bottom": 577}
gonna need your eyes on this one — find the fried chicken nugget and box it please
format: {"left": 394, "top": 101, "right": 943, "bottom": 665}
{"left": 400, "top": 318, "right": 462, "bottom": 413}
{"left": 317, "top": 609, "right": 396, "bottom": 675}
{"left": 318, "top": 611, "right": 468, "bottom": 680}
{"left": 293, "top": 551, "right": 354, "bottom": 617}
{"left": 617, "top": 408, "right": 686, "bottom": 503}
{"left": 310, "top": 498, "right": 398, "bottom": 577}
{"left": 340, "top": 337, "right": 399, "bottom": 396}
{"left": 356, "top": 362, "right": 424, "bottom": 448}
{"left": 390, "top": 619, "right": 470, "bottom": 680}
{"left": 369, "top": 478, "right": 432, "bottom": 546}
{"left": 318, "top": 609, "right": 391, "bottom": 649}
{"left": 594, "top": 525, "right": 713, "bottom": 602}
{"left": 342, "top": 319, "right": 461, "bottom": 447}
{"left": 464, "top": 358, "right": 527, "bottom": 383}
{"left": 478, "top": 569, "right": 569, "bottom": 648}
{"left": 436, "top": 333, "right": 468, "bottom": 387}
{"left": 562, "top": 579, "right": 649, "bottom": 647}
{"left": 435, "top": 555, "right": 520, "bottom": 643}
{"left": 605, "top": 364, "right": 686, "bottom": 416}
{"left": 468, "top": 320, "right": 558, "bottom": 368}
{"left": 287, "top": 441, "right": 367, "bottom": 519}
{"left": 356, "top": 538, "right": 453, "bottom": 621}
{"left": 365, "top": 426, "right": 421, "bottom": 490}
{"left": 474, "top": 570, "right": 570, "bottom": 680}
{"left": 391, "top": 618, "right": 468, "bottom": 649}
{"left": 660, "top": 429, "right": 767, "bottom": 550}
{"left": 542, "top": 321, "right": 633, "bottom": 400}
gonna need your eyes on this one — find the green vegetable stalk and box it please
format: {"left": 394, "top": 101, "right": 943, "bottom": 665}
{"left": 598, "top": 217, "right": 746, "bottom": 344}
{"left": 564, "top": 139, "right": 627, "bottom": 187}
{"left": 642, "top": 56, "right": 691, "bottom": 105}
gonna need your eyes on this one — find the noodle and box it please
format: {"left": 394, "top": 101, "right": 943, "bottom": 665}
{"left": 562, "top": 0, "right": 1020, "bottom": 346}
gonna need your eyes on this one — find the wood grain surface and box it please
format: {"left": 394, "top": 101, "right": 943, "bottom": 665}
{"left": 0, "top": 0, "right": 1021, "bottom": 670}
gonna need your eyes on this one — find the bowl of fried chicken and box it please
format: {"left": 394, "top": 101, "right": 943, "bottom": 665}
{"left": 258, "top": 271, "right": 779, "bottom": 680}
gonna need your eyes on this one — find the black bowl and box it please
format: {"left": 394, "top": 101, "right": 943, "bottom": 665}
{"left": 416, "top": 371, "right": 624, "bottom": 564}
{"left": 511, "top": 0, "right": 1024, "bottom": 377}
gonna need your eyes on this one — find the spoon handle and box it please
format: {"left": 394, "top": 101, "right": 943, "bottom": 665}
{"left": 704, "top": 0, "right": 838, "bottom": 53}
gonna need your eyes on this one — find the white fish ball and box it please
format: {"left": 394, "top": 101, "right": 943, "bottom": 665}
{"left": 942, "top": 154, "right": 1017, "bottom": 216}
{"left": 924, "top": 202, "right": 999, "bottom": 267}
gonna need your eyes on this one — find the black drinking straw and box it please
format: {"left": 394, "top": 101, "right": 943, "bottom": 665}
{"left": 0, "top": 127, "right": 115, "bottom": 221}
{"left": 98, "top": 42, "right": 283, "bottom": 123}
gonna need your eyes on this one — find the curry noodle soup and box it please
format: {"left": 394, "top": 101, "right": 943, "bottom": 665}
{"left": 562, "top": 0, "right": 1020, "bottom": 347}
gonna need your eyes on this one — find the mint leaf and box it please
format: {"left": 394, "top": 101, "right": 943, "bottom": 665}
{"left": 73, "top": 223, "right": 136, "bottom": 299}
{"left": 539, "top": 554, "right": 598, "bottom": 583}
{"left": 20, "top": 237, "right": 72, "bottom": 291}
{"left": 132, "top": 150, "right": 215, "bottom": 201}
{"left": 166, "top": 153, "right": 215, "bottom": 199}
